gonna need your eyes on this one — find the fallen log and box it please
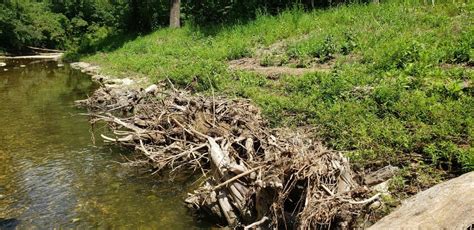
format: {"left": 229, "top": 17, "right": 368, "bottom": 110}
{"left": 0, "top": 53, "right": 63, "bottom": 60}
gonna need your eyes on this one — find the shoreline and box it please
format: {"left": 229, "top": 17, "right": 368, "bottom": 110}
{"left": 71, "top": 60, "right": 383, "bottom": 228}
{"left": 70, "top": 60, "right": 474, "bottom": 229}
{"left": 70, "top": 61, "right": 145, "bottom": 90}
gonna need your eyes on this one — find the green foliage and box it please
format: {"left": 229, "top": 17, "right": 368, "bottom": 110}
{"left": 85, "top": 2, "right": 473, "bottom": 173}
{"left": 0, "top": 0, "right": 371, "bottom": 52}
{"left": 0, "top": 1, "right": 68, "bottom": 50}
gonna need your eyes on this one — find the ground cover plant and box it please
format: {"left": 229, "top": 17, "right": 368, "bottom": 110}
{"left": 83, "top": 0, "right": 473, "bottom": 197}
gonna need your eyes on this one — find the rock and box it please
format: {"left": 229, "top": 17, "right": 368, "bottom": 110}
{"left": 3, "top": 69, "right": 7, "bottom": 71}
{"left": 369, "top": 201, "right": 382, "bottom": 210}
{"left": 122, "top": 78, "right": 134, "bottom": 86}
{"left": 369, "top": 171, "right": 474, "bottom": 229}
{"left": 372, "top": 180, "right": 390, "bottom": 194}
{"left": 0, "top": 62, "right": 6, "bottom": 67}
{"left": 20, "top": 64, "right": 26, "bottom": 68}
{"left": 70, "top": 62, "right": 91, "bottom": 70}
{"left": 364, "top": 166, "right": 399, "bottom": 186}
{"left": 92, "top": 75, "right": 109, "bottom": 83}
{"left": 144, "top": 84, "right": 158, "bottom": 94}
{"left": 70, "top": 62, "right": 100, "bottom": 75}
{"left": 0, "top": 194, "right": 4, "bottom": 199}
{"left": 57, "top": 63, "right": 64, "bottom": 67}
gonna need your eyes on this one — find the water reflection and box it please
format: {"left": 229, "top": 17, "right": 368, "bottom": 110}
{"left": 0, "top": 60, "right": 206, "bottom": 229}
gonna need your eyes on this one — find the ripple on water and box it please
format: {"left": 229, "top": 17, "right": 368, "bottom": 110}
{"left": 0, "top": 59, "right": 206, "bottom": 229}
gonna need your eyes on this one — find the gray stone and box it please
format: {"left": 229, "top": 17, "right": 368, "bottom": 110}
{"left": 365, "top": 165, "right": 399, "bottom": 186}
{"left": 369, "top": 172, "right": 474, "bottom": 229}
{"left": 372, "top": 180, "right": 390, "bottom": 194}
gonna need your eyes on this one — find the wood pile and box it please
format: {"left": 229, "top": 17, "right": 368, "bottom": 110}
{"left": 77, "top": 82, "right": 377, "bottom": 229}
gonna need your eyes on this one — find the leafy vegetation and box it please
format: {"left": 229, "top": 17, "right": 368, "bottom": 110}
{"left": 83, "top": 1, "right": 473, "bottom": 175}
{"left": 0, "top": 1, "right": 68, "bottom": 51}
{"left": 0, "top": 0, "right": 127, "bottom": 52}
{"left": 0, "top": 0, "right": 350, "bottom": 53}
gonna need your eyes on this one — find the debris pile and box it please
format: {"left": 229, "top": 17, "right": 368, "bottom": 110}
{"left": 78, "top": 82, "right": 376, "bottom": 229}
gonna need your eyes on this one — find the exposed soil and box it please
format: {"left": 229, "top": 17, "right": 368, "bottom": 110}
{"left": 227, "top": 36, "right": 358, "bottom": 78}
{"left": 229, "top": 57, "right": 331, "bottom": 79}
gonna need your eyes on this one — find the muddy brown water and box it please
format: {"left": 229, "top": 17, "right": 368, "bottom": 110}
{"left": 0, "top": 59, "right": 208, "bottom": 229}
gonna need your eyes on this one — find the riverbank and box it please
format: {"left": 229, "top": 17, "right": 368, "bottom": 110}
{"left": 81, "top": 1, "right": 472, "bottom": 176}
{"left": 74, "top": 1, "right": 473, "bottom": 228}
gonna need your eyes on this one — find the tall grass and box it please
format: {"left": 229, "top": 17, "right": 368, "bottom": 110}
{"left": 84, "top": 1, "right": 473, "bottom": 173}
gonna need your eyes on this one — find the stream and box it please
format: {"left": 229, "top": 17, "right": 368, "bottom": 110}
{"left": 0, "top": 59, "right": 206, "bottom": 229}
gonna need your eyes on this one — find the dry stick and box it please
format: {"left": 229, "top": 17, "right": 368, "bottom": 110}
{"left": 163, "top": 143, "right": 208, "bottom": 161}
{"left": 343, "top": 193, "right": 381, "bottom": 205}
{"left": 26, "top": 46, "right": 63, "bottom": 52}
{"left": 166, "top": 78, "right": 178, "bottom": 92}
{"left": 172, "top": 117, "right": 209, "bottom": 140}
{"left": 233, "top": 182, "right": 250, "bottom": 197}
{"left": 218, "top": 190, "right": 238, "bottom": 226}
{"left": 213, "top": 166, "right": 264, "bottom": 190}
{"left": 112, "top": 116, "right": 146, "bottom": 133}
{"left": 139, "top": 139, "right": 152, "bottom": 158}
{"left": 92, "top": 113, "right": 146, "bottom": 134}
{"left": 245, "top": 138, "right": 255, "bottom": 161}
{"left": 101, "top": 134, "right": 134, "bottom": 144}
{"left": 208, "top": 137, "right": 230, "bottom": 175}
{"left": 321, "top": 184, "right": 335, "bottom": 197}
{"left": 244, "top": 216, "right": 269, "bottom": 230}
{"left": 230, "top": 184, "right": 245, "bottom": 202}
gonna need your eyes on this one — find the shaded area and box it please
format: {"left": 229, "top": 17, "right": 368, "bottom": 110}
{"left": 0, "top": 218, "right": 20, "bottom": 230}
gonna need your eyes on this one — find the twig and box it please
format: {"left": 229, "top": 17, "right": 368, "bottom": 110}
{"left": 343, "top": 193, "right": 381, "bottom": 205}
{"left": 244, "top": 216, "right": 269, "bottom": 230}
{"left": 321, "top": 184, "right": 335, "bottom": 196}
{"left": 139, "top": 139, "right": 152, "bottom": 157}
{"left": 213, "top": 166, "right": 264, "bottom": 190}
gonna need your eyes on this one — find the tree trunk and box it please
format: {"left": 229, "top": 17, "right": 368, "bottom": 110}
{"left": 170, "top": 0, "right": 180, "bottom": 28}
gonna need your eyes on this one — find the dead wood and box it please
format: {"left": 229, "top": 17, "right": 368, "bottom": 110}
{"left": 78, "top": 81, "right": 374, "bottom": 229}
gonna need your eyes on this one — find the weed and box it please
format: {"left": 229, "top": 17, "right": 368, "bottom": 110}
{"left": 82, "top": 1, "right": 474, "bottom": 174}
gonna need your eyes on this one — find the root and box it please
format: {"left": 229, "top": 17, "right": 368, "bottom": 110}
{"left": 78, "top": 82, "right": 375, "bottom": 229}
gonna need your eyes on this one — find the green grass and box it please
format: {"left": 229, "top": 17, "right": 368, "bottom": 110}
{"left": 83, "top": 1, "right": 474, "bottom": 174}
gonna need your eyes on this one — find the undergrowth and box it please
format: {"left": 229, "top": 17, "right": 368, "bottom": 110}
{"left": 83, "top": 1, "right": 473, "bottom": 176}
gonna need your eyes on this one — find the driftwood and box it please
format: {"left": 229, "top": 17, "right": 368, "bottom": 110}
{"left": 78, "top": 82, "right": 375, "bottom": 229}
{"left": 0, "top": 53, "right": 63, "bottom": 60}
{"left": 26, "top": 46, "right": 63, "bottom": 53}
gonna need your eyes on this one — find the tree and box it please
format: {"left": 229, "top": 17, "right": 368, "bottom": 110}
{"left": 170, "top": 0, "right": 180, "bottom": 28}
